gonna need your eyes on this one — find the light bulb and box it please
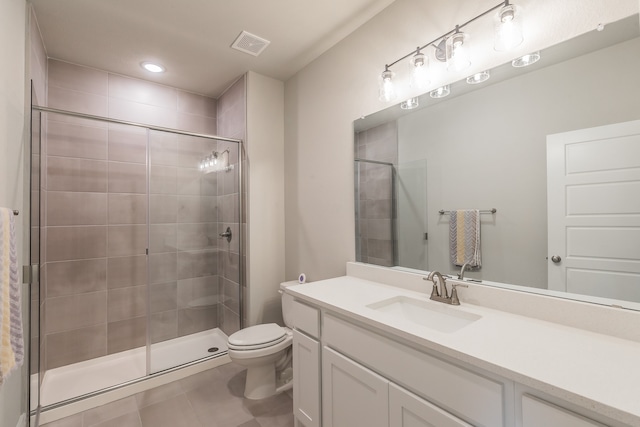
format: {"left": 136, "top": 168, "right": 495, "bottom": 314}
{"left": 446, "top": 31, "right": 471, "bottom": 72}
{"left": 378, "top": 68, "right": 397, "bottom": 102}
{"left": 512, "top": 51, "right": 540, "bottom": 67}
{"left": 466, "top": 70, "right": 490, "bottom": 85}
{"left": 400, "top": 98, "right": 419, "bottom": 110}
{"left": 494, "top": 4, "right": 523, "bottom": 51}
{"left": 410, "top": 51, "right": 429, "bottom": 90}
{"left": 430, "top": 85, "right": 450, "bottom": 99}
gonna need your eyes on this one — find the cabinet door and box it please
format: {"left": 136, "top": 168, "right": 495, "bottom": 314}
{"left": 323, "top": 346, "right": 389, "bottom": 427}
{"left": 293, "top": 329, "right": 321, "bottom": 427}
{"left": 522, "top": 395, "right": 607, "bottom": 427}
{"left": 390, "top": 384, "right": 473, "bottom": 427}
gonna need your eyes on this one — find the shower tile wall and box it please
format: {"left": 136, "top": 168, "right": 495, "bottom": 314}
{"left": 216, "top": 76, "right": 245, "bottom": 335}
{"left": 355, "top": 121, "right": 398, "bottom": 267}
{"left": 43, "top": 59, "right": 222, "bottom": 370}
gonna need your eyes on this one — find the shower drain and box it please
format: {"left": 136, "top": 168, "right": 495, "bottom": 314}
{"left": 208, "top": 347, "right": 219, "bottom": 353}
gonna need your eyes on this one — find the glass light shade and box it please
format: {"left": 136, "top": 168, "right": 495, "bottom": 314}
{"left": 512, "top": 51, "right": 540, "bottom": 67}
{"left": 400, "top": 98, "right": 419, "bottom": 110}
{"left": 466, "top": 70, "right": 490, "bottom": 85}
{"left": 430, "top": 85, "right": 450, "bottom": 99}
{"left": 494, "top": 4, "right": 523, "bottom": 51}
{"left": 410, "top": 52, "right": 430, "bottom": 90}
{"left": 378, "top": 69, "right": 397, "bottom": 102}
{"left": 445, "top": 31, "right": 471, "bottom": 72}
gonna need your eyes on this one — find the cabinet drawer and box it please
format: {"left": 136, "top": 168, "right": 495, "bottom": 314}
{"left": 324, "top": 314, "right": 506, "bottom": 427}
{"left": 290, "top": 298, "right": 320, "bottom": 338}
{"left": 390, "top": 383, "right": 473, "bottom": 427}
{"left": 522, "top": 395, "right": 607, "bottom": 427}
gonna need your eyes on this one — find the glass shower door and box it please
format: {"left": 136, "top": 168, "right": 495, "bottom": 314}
{"left": 148, "top": 131, "right": 240, "bottom": 373}
{"left": 29, "top": 95, "right": 42, "bottom": 416}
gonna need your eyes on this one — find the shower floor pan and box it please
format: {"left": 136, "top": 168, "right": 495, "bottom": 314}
{"left": 38, "top": 328, "right": 228, "bottom": 407}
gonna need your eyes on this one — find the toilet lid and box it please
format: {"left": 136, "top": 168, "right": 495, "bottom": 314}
{"left": 228, "top": 323, "right": 285, "bottom": 347}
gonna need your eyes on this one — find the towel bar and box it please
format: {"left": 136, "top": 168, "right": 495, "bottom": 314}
{"left": 439, "top": 208, "right": 496, "bottom": 215}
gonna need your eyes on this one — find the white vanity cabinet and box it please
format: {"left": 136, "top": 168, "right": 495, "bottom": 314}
{"left": 389, "top": 383, "right": 473, "bottom": 427}
{"left": 323, "top": 313, "right": 510, "bottom": 427}
{"left": 322, "top": 346, "right": 472, "bottom": 427}
{"left": 520, "top": 394, "right": 608, "bottom": 427}
{"left": 322, "top": 347, "right": 389, "bottom": 427}
{"left": 290, "top": 300, "right": 321, "bottom": 427}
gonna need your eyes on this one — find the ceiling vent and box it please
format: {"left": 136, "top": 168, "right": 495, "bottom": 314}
{"left": 231, "top": 31, "right": 270, "bottom": 57}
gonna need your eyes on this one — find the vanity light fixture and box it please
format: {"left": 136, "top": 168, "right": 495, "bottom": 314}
{"left": 409, "top": 49, "right": 430, "bottom": 90}
{"left": 199, "top": 149, "right": 230, "bottom": 173}
{"left": 377, "top": 0, "right": 524, "bottom": 102}
{"left": 466, "top": 70, "right": 490, "bottom": 84}
{"left": 494, "top": 1, "right": 523, "bottom": 51}
{"left": 512, "top": 51, "right": 540, "bottom": 67}
{"left": 379, "top": 66, "right": 397, "bottom": 102}
{"left": 446, "top": 27, "right": 471, "bottom": 72}
{"left": 141, "top": 62, "right": 165, "bottom": 73}
{"left": 430, "top": 85, "right": 450, "bottom": 99}
{"left": 400, "top": 97, "right": 419, "bottom": 110}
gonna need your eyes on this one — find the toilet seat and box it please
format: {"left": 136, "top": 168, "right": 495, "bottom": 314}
{"left": 228, "top": 323, "right": 286, "bottom": 351}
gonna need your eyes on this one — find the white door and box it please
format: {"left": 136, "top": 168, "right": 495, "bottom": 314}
{"left": 292, "top": 330, "right": 321, "bottom": 427}
{"left": 547, "top": 119, "right": 640, "bottom": 302}
{"left": 322, "top": 347, "right": 389, "bottom": 427}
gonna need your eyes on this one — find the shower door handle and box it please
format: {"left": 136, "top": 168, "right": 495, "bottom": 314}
{"left": 219, "top": 227, "right": 232, "bottom": 243}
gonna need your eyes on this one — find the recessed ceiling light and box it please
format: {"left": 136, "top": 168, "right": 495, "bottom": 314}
{"left": 141, "top": 62, "right": 165, "bottom": 73}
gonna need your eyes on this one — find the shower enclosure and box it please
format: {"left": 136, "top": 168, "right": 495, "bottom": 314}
{"left": 354, "top": 158, "right": 428, "bottom": 270}
{"left": 29, "top": 105, "right": 243, "bottom": 414}
{"left": 354, "top": 158, "right": 397, "bottom": 267}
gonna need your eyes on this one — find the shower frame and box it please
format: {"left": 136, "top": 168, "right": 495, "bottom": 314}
{"left": 29, "top": 104, "right": 245, "bottom": 416}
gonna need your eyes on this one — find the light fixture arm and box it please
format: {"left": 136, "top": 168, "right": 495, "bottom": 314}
{"left": 382, "top": 0, "right": 509, "bottom": 71}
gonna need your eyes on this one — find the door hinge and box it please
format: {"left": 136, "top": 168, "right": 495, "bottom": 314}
{"left": 22, "top": 265, "right": 38, "bottom": 285}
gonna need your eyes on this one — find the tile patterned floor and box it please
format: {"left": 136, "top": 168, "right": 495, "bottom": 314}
{"left": 41, "top": 363, "right": 294, "bottom": 427}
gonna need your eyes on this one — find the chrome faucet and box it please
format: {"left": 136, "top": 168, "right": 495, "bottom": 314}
{"left": 423, "top": 271, "right": 468, "bottom": 305}
{"left": 457, "top": 262, "right": 470, "bottom": 280}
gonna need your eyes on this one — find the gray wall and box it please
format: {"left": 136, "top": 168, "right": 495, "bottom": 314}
{"left": 283, "top": 0, "right": 636, "bottom": 284}
{"left": 216, "top": 75, "right": 246, "bottom": 333}
{"left": 42, "top": 59, "right": 226, "bottom": 370}
{"left": 397, "top": 36, "right": 640, "bottom": 288}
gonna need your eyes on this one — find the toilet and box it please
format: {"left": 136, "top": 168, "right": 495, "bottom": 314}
{"left": 227, "top": 282, "right": 295, "bottom": 400}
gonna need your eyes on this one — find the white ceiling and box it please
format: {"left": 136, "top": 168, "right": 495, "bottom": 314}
{"left": 31, "top": 0, "right": 396, "bottom": 98}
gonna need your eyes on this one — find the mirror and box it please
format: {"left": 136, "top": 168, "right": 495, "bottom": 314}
{"left": 354, "top": 14, "right": 640, "bottom": 310}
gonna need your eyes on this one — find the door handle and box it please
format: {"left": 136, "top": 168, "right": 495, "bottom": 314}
{"left": 219, "top": 227, "right": 232, "bottom": 243}
{"left": 550, "top": 255, "right": 562, "bottom": 263}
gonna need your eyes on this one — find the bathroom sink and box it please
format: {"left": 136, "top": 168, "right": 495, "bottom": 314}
{"left": 366, "top": 296, "right": 481, "bottom": 333}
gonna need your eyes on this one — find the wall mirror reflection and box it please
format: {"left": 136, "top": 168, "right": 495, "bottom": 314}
{"left": 354, "top": 14, "right": 640, "bottom": 310}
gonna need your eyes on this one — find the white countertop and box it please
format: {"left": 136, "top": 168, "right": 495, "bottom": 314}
{"left": 286, "top": 275, "right": 640, "bottom": 426}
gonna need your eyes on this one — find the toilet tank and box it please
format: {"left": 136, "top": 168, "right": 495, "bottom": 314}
{"left": 279, "top": 281, "right": 298, "bottom": 328}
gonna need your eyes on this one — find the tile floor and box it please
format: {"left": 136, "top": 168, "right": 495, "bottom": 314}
{"left": 41, "top": 363, "right": 294, "bottom": 427}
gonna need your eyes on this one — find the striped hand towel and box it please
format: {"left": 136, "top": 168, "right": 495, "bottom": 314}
{"left": 0, "top": 207, "right": 23, "bottom": 384}
{"left": 449, "top": 209, "right": 481, "bottom": 268}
